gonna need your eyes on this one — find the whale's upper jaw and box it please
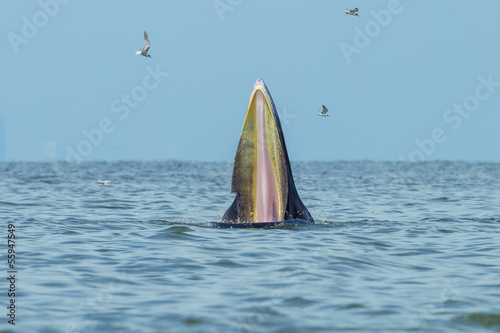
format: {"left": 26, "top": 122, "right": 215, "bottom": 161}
{"left": 223, "top": 79, "right": 314, "bottom": 224}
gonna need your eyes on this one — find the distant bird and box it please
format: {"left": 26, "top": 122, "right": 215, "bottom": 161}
{"left": 344, "top": 8, "right": 360, "bottom": 16}
{"left": 96, "top": 179, "right": 116, "bottom": 186}
{"left": 317, "top": 105, "right": 329, "bottom": 117}
{"left": 135, "top": 31, "right": 152, "bottom": 58}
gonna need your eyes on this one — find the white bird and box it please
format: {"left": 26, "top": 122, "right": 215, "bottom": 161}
{"left": 317, "top": 105, "right": 329, "bottom": 117}
{"left": 96, "top": 179, "right": 116, "bottom": 186}
{"left": 344, "top": 8, "right": 360, "bottom": 16}
{"left": 135, "top": 31, "right": 152, "bottom": 58}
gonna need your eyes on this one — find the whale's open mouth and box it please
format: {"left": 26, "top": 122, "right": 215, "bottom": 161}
{"left": 222, "top": 79, "right": 314, "bottom": 225}
{"left": 231, "top": 80, "right": 287, "bottom": 222}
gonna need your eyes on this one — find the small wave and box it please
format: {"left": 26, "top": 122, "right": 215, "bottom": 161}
{"left": 0, "top": 201, "right": 41, "bottom": 206}
{"left": 456, "top": 313, "right": 500, "bottom": 328}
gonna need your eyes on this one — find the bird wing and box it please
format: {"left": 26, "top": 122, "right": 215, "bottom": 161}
{"left": 353, "top": 8, "right": 359, "bottom": 12}
{"left": 143, "top": 31, "right": 150, "bottom": 52}
{"left": 322, "top": 105, "right": 328, "bottom": 114}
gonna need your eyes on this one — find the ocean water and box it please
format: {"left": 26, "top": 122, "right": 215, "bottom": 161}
{"left": 1, "top": 161, "right": 500, "bottom": 333}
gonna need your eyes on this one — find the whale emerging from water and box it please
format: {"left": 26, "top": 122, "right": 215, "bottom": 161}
{"left": 209, "top": 79, "right": 314, "bottom": 228}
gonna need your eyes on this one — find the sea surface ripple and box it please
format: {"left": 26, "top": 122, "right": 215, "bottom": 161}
{"left": 1, "top": 161, "right": 499, "bottom": 332}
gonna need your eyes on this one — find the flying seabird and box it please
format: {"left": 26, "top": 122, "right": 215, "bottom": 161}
{"left": 96, "top": 179, "right": 116, "bottom": 186}
{"left": 135, "top": 31, "right": 152, "bottom": 58}
{"left": 344, "top": 8, "right": 360, "bottom": 16}
{"left": 317, "top": 105, "right": 329, "bottom": 117}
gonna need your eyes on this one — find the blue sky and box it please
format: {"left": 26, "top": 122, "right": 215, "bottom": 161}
{"left": 1, "top": 0, "right": 500, "bottom": 162}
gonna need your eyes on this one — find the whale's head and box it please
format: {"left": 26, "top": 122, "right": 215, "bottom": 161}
{"left": 222, "top": 79, "right": 313, "bottom": 224}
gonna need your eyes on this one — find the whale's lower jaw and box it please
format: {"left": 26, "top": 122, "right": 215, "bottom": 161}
{"left": 207, "top": 219, "right": 312, "bottom": 229}
{"left": 222, "top": 79, "right": 314, "bottom": 225}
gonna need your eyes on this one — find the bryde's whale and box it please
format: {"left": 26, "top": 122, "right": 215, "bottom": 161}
{"left": 208, "top": 79, "right": 314, "bottom": 228}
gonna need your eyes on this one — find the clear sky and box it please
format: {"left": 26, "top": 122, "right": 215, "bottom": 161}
{"left": 2, "top": 0, "right": 500, "bottom": 162}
